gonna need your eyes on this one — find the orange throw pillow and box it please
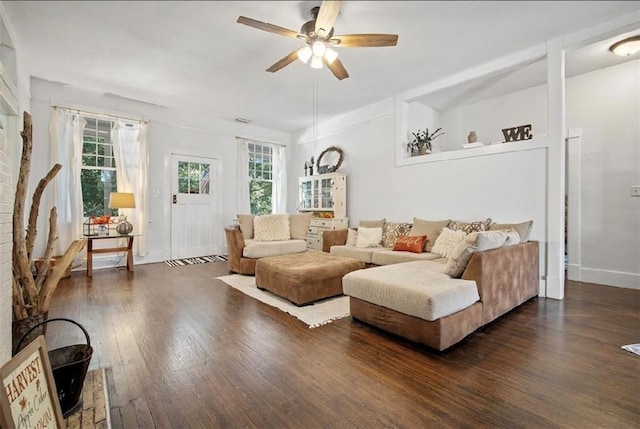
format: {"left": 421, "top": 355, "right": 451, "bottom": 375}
{"left": 393, "top": 235, "right": 427, "bottom": 253}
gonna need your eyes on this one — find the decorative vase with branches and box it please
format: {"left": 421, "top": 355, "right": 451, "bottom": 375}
{"left": 407, "top": 127, "right": 444, "bottom": 155}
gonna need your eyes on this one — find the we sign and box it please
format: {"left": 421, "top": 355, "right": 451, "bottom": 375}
{"left": 502, "top": 124, "right": 533, "bottom": 142}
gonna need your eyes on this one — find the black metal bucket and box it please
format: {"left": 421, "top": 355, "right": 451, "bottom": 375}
{"left": 16, "top": 318, "right": 94, "bottom": 418}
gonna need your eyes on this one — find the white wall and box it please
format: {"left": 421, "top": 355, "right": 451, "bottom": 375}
{"left": 566, "top": 60, "right": 640, "bottom": 289}
{"left": 29, "top": 78, "right": 291, "bottom": 268}
{"left": 0, "top": 1, "right": 31, "bottom": 363}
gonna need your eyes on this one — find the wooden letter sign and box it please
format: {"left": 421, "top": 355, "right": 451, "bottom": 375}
{"left": 0, "top": 336, "right": 65, "bottom": 429}
{"left": 502, "top": 124, "right": 533, "bottom": 142}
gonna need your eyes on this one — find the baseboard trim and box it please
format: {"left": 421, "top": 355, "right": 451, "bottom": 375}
{"left": 569, "top": 266, "right": 639, "bottom": 290}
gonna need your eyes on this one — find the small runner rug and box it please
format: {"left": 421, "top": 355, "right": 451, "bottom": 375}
{"left": 165, "top": 254, "right": 228, "bottom": 267}
{"left": 215, "top": 274, "right": 350, "bottom": 328}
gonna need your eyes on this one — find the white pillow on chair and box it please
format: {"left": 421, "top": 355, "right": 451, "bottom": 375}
{"left": 253, "top": 214, "right": 290, "bottom": 241}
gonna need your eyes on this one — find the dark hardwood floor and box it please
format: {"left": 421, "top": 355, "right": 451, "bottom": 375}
{"left": 44, "top": 261, "right": 640, "bottom": 428}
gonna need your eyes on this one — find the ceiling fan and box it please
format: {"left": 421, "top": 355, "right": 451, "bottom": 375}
{"left": 237, "top": 0, "right": 398, "bottom": 80}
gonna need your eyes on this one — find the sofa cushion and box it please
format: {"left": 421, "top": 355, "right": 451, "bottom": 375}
{"left": 243, "top": 239, "right": 307, "bottom": 258}
{"left": 490, "top": 220, "right": 533, "bottom": 243}
{"left": 356, "top": 227, "right": 383, "bottom": 248}
{"left": 445, "top": 230, "right": 509, "bottom": 278}
{"left": 449, "top": 218, "right": 492, "bottom": 233}
{"left": 254, "top": 214, "right": 290, "bottom": 241}
{"left": 359, "top": 219, "right": 386, "bottom": 228}
{"left": 343, "top": 261, "right": 480, "bottom": 321}
{"left": 289, "top": 212, "right": 313, "bottom": 240}
{"left": 371, "top": 249, "right": 443, "bottom": 266}
{"left": 382, "top": 222, "right": 412, "bottom": 248}
{"left": 392, "top": 235, "right": 426, "bottom": 253}
{"left": 409, "top": 218, "right": 451, "bottom": 252}
{"left": 431, "top": 227, "right": 467, "bottom": 259}
{"left": 330, "top": 245, "right": 388, "bottom": 264}
{"left": 237, "top": 214, "right": 254, "bottom": 240}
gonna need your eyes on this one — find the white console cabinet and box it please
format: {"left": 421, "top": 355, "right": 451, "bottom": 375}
{"left": 298, "top": 173, "right": 348, "bottom": 251}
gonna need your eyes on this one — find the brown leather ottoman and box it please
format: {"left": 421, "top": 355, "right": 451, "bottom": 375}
{"left": 255, "top": 252, "right": 366, "bottom": 306}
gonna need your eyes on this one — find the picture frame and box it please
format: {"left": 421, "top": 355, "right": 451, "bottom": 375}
{"left": 0, "top": 336, "right": 65, "bottom": 429}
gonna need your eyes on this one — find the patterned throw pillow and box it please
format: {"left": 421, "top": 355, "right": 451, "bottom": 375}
{"left": 393, "top": 235, "right": 426, "bottom": 253}
{"left": 382, "top": 222, "right": 412, "bottom": 248}
{"left": 449, "top": 218, "right": 492, "bottom": 233}
{"left": 253, "top": 214, "right": 290, "bottom": 241}
{"left": 431, "top": 227, "right": 467, "bottom": 259}
{"left": 355, "top": 227, "right": 383, "bottom": 248}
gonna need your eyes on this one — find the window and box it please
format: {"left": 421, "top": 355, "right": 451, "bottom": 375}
{"left": 177, "top": 161, "right": 210, "bottom": 194}
{"left": 81, "top": 116, "right": 117, "bottom": 217}
{"left": 248, "top": 142, "right": 273, "bottom": 215}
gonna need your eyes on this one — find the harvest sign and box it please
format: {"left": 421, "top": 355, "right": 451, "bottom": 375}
{"left": 0, "top": 336, "right": 64, "bottom": 429}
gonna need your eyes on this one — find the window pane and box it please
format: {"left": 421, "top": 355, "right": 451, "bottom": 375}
{"left": 83, "top": 155, "right": 96, "bottom": 167}
{"left": 201, "top": 164, "right": 210, "bottom": 194}
{"left": 179, "top": 178, "right": 188, "bottom": 193}
{"left": 178, "top": 161, "right": 188, "bottom": 179}
{"left": 81, "top": 168, "right": 117, "bottom": 216}
{"left": 250, "top": 180, "right": 272, "bottom": 215}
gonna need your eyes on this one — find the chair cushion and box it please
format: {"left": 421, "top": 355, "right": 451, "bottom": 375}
{"left": 243, "top": 239, "right": 307, "bottom": 258}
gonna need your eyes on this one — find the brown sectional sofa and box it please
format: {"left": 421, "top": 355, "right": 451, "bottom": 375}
{"left": 323, "top": 228, "right": 539, "bottom": 351}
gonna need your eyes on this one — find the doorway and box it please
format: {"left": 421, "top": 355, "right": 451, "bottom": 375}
{"left": 170, "top": 154, "right": 218, "bottom": 259}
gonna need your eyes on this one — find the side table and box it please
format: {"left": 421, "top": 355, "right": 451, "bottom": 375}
{"left": 85, "top": 234, "right": 136, "bottom": 277}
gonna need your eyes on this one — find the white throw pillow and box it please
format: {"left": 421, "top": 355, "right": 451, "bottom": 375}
{"left": 345, "top": 228, "right": 358, "bottom": 247}
{"left": 253, "top": 214, "right": 290, "bottom": 241}
{"left": 431, "top": 227, "right": 467, "bottom": 258}
{"left": 502, "top": 228, "right": 521, "bottom": 247}
{"left": 355, "top": 227, "right": 383, "bottom": 248}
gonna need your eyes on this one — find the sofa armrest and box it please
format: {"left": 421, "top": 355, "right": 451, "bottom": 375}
{"left": 224, "top": 225, "right": 246, "bottom": 269}
{"left": 462, "top": 241, "right": 539, "bottom": 325}
{"left": 322, "top": 229, "right": 349, "bottom": 253}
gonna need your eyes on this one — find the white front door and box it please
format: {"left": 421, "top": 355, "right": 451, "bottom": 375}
{"left": 171, "top": 154, "right": 218, "bottom": 259}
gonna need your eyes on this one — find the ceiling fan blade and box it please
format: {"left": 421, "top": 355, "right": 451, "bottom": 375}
{"left": 324, "top": 57, "right": 349, "bottom": 80}
{"left": 237, "top": 16, "right": 305, "bottom": 40}
{"left": 266, "top": 49, "right": 302, "bottom": 73}
{"left": 330, "top": 34, "right": 398, "bottom": 47}
{"left": 315, "top": 1, "right": 342, "bottom": 38}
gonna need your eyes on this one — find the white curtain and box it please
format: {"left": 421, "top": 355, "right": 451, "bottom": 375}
{"left": 272, "top": 144, "right": 287, "bottom": 213}
{"left": 111, "top": 120, "right": 149, "bottom": 256}
{"left": 236, "top": 138, "right": 250, "bottom": 214}
{"left": 50, "top": 109, "right": 86, "bottom": 256}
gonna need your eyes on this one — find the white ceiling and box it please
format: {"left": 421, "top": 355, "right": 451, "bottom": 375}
{"left": 3, "top": 1, "right": 639, "bottom": 133}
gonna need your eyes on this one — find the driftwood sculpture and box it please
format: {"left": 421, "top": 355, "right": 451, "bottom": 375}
{"left": 12, "top": 111, "right": 86, "bottom": 320}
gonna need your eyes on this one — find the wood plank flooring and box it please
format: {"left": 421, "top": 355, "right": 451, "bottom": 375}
{"left": 43, "top": 261, "right": 640, "bottom": 428}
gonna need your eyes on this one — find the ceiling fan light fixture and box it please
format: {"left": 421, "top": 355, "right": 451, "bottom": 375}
{"left": 324, "top": 47, "right": 338, "bottom": 64}
{"left": 310, "top": 55, "right": 323, "bottom": 69}
{"left": 609, "top": 36, "right": 640, "bottom": 56}
{"left": 311, "top": 40, "right": 327, "bottom": 57}
{"left": 298, "top": 46, "right": 313, "bottom": 63}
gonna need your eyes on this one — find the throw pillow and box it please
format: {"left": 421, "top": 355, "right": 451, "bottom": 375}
{"left": 449, "top": 218, "right": 492, "bottom": 233}
{"left": 502, "top": 228, "right": 522, "bottom": 247}
{"left": 289, "top": 212, "right": 313, "bottom": 240}
{"left": 382, "top": 222, "right": 412, "bottom": 248}
{"left": 408, "top": 218, "right": 451, "bottom": 252}
{"left": 355, "top": 227, "right": 383, "bottom": 248}
{"left": 359, "top": 219, "right": 386, "bottom": 229}
{"left": 253, "top": 214, "right": 290, "bottom": 241}
{"left": 431, "top": 227, "right": 467, "bottom": 259}
{"left": 345, "top": 228, "right": 358, "bottom": 247}
{"left": 490, "top": 220, "right": 533, "bottom": 243}
{"left": 236, "top": 214, "right": 254, "bottom": 240}
{"left": 445, "top": 230, "right": 509, "bottom": 278}
{"left": 393, "top": 235, "right": 426, "bottom": 253}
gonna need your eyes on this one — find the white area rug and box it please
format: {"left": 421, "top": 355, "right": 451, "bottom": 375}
{"left": 216, "top": 274, "right": 350, "bottom": 328}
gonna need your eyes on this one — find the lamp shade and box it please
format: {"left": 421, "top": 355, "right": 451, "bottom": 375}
{"left": 108, "top": 192, "right": 135, "bottom": 209}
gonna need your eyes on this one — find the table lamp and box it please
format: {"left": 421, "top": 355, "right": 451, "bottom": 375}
{"left": 108, "top": 192, "right": 135, "bottom": 235}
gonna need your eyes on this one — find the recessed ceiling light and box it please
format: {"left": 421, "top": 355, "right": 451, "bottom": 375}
{"left": 235, "top": 118, "right": 251, "bottom": 124}
{"left": 609, "top": 36, "right": 640, "bottom": 57}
